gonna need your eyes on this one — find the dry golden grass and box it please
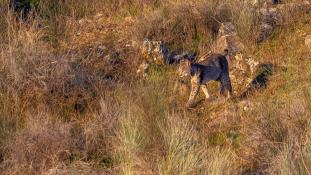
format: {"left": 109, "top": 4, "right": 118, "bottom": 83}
{"left": 158, "top": 115, "right": 239, "bottom": 175}
{"left": 1, "top": 0, "right": 311, "bottom": 174}
{"left": 133, "top": 0, "right": 259, "bottom": 52}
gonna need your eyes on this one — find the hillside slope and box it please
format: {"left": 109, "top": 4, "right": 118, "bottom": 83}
{"left": 1, "top": 0, "right": 311, "bottom": 174}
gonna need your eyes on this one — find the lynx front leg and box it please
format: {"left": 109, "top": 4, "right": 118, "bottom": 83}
{"left": 186, "top": 75, "right": 200, "bottom": 108}
{"left": 201, "top": 84, "right": 210, "bottom": 99}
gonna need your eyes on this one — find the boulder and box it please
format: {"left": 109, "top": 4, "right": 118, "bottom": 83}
{"left": 257, "top": 2, "right": 311, "bottom": 44}
{"left": 213, "top": 22, "right": 245, "bottom": 56}
{"left": 256, "top": 7, "right": 281, "bottom": 44}
{"left": 141, "top": 39, "right": 164, "bottom": 65}
{"left": 137, "top": 39, "right": 164, "bottom": 76}
{"left": 211, "top": 23, "right": 259, "bottom": 93}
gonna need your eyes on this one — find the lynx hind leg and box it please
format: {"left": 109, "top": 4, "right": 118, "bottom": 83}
{"left": 220, "top": 83, "right": 233, "bottom": 99}
{"left": 225, "top": 77, "right": 233, "bottom": 99}
{"left": 220, "top": 75, "right": 233, "bottom": 99}
{"left": 227, "top": 83, "right": 233, "bottom": 99}
{"left": 186, "top": 75, "right": 200, "bottom": 108}
{"left": 201, "top": 84, "right": 210, "bottom": 99}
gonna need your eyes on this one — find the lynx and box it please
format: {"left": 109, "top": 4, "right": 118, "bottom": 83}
{"left": 178, "top": 50, "right": 233, "bottom": 108}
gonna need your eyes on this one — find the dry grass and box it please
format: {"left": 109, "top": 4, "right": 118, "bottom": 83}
{"left": 2, "top": 114, "right": 74, "bottom": 174}
{"left": 114, "top": 105, "right": 147, "bottom": 174}
{"left": 158, "top": 115, "right": 238, "bottom": 175}
{"left": 133, "top": 0, "right": 259, "bottom": 52}
{"left": 268, "top": 140, "right": 311, "bottom": 175}
{"left": 0, "top": 0, "right": 311, "bottom": 174}
{"left": 0, "top": 98, "right": 117, "bottom": 174}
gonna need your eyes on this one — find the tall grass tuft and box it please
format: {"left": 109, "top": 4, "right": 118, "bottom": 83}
{"left": 114, "top": 104, "right": 147, "bottom": 175}
{"left": 158, "top": 115, "right": 238, "bottom": 175}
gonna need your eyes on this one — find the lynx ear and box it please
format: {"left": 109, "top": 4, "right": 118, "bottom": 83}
{"left": 223, "top": 49, "right": 229, "bottom": 56}
{"left": 188, "top": 52, "right": 197, "bottom": 63}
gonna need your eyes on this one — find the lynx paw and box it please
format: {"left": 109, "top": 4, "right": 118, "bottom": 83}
{"left": 186, "top": 101, "right": 196, "bottom": 108}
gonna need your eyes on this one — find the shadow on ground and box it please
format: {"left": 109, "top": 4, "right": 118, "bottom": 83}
{"left": 239, "top": 63, "right": 274, "bottom": 99}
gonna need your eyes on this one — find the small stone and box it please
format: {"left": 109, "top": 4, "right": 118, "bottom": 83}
{"left": 95, "top": 13, "right": 103, "bottom": 19}
{"left": 125, "top": 16, "right": 134, "bottom": 23}
{"left": 243, "top": 106, "right": 248, "bottom": 111}
{"left": 78, "top": 19, "right": 84, "bottom": 25}
{"left": 305, "top": 35, "right": 311, "bottom": 50}
{"left": 98, "top": 45, "right": 107, "bottom": 51}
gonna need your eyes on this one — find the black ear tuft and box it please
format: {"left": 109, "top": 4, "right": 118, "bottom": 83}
{"left": 187, "top": 52, "right": 197, "bottom": 62}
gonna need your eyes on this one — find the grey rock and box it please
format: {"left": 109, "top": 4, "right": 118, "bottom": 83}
{"left": 211, "top": 23, "right": 259, "bottom": 90}
{"left": 256, "top": 8, "right": 281, "bottom": 44}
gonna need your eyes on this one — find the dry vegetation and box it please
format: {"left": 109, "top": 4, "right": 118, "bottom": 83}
{"left": 1, "top": 0, "right": 311, "bottom": 174}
